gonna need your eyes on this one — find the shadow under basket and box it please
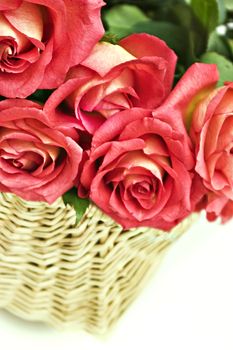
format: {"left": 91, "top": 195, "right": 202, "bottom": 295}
{"left": 0, "top": 193, "right": 195, "bottom": 334}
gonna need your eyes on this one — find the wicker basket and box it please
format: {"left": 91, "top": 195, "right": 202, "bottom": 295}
{"left": 0, "top": 192, "right": 194, "bottom": 333}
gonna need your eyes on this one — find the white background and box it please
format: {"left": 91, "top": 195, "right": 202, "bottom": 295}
{"left": 0, "top": 214, "right": 233, "bottom": 350}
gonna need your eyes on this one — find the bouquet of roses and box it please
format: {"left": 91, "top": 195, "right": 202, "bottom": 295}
{"left": 0, "top": 0, "right": 232, "bottom": 231}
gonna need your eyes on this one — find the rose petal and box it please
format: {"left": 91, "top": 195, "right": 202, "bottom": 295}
{"left": 0, "top": 13, "right": 29, "bottom": 51}
{"left": 159, "top": 63, "right": 219, "bottom": 127}
{"left": 82, "top": 41, "right": 136, "bottom": 76}
{"left": 119, "top": 33, "right": 177, "bottom": 96}
{"left": 4, "top": 2, "right": 43, "bottom": 42}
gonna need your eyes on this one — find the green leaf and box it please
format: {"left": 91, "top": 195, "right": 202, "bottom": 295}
{"left": 224, "top": 0, "right": 233, "bottom": 11}
{"left": 104, "top": 4, "right": 189, "bottom": 62}
{"left": 228, "top": 39, "right": 233, "bottom": 55}
{"left": 28, "top": 89, "right": 55, "bottom": 103}
{"left": 104, "top": 4, "right": 149, "bottom": 38}
{"left": 169, "top": 3, "right": 208, "bottom": 62}
{"left": 200, "top": 51, "right": 233, "bottom": 86}
{"left": 63, "top": 188, "right": 90, "bottom": 224}
{"left": 207, "top": 31, "right": 232, "bottom": 59}
{"left": 174, "top": 63, "right": 186, "bottom": 85}
{"left": 191, "top": 0, "right": 225, "bottom": 33}
{"left": 130, "top": 20, "right": 185, "bottom": 55}
{"left": 104, "top": 18, "right": 190, "bottom": 64}
{"left": 217, "top": 0, "right": 226, "bottom": 23}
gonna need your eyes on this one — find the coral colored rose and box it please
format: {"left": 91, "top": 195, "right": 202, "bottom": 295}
{"left": 0, "top": 0, "right": 104, "bottom": 98}
{"left": 0, "top": 99, "right": 82, "bottom": 203}
{"left": 157, "top": 63, "right": 226, "bottom": 216}
{"left": 190, "top": 83, "right": 233, "bottom": 221}
{"left": 191, "top": 84, "right": 233, "bottom": 199}
{"left": 45, "top": 33, "right": 177, "bottom": 134}
{"left": 79, "top": 108, "right": 194, "bottom": 230}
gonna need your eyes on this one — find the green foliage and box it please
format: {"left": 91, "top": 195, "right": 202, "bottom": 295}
{"left": 105, "top": 0, "right": 186, "bottom": 10}
{"left": 207, "top": 31, "right": 233, "bottom": 59}
{"left": 28, "top": 89, "right": 55, "bottom": 103}
{"left": 191, "top": 0, "right": 225, "bottom": 33}
{"left": 172, "top": 3, "right": 209, "bottom": 62}
{"left": 63, "top": 188, "right": 90, "bottom": 224}
{"left": 104, "top": 4, "right": 149, "bottom": 39}
{"left": 228, "top": 39, "right": 233, "bottom": 55}
{"left": 105, "top": 5, "right": 185, "bottom": 56}
{"left": 224, "top": 0, "right": 233, "bottom": 11}
{"left": 200, "top": 51, "right": 233, "bottom": 86}
{"left": 104, "top": 4, "right": 202, "bottom": 66}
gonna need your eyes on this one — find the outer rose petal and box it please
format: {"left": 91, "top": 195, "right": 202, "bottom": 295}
{"left": 4, "top": 2, "right": 43, "bottom": 41}
{"left": 64, "top": 0, "right": 105, "bottom": 66}
{"left": 0, "top": 12, "right": 29, "bottom": 51}
{"left": 205, "top": 193, "right": 231, "bottom": 223}
{"left": 191, "top": 87, "right": 226, "bottom": 137}
{"left": 82, "top": 42, "right": 136, "bottom": 76}
{"left": 220, "top": 200, "right": 233, "bottom": 223}
{"left": 38, "top": 0, "right": 105, "bottom": 89}
{"left": 119, "top": 33, "right": 177, "bottom": 96}
{"left": 92, "top": 108, "right": 152, "bottom": 148}
{"left": 0, "top": 1, "right": 22, "bottom": 10}
{"left": 159, "top": 63, "right": 219, "bottom": 128}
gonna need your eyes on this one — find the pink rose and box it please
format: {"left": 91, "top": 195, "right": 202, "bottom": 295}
{"left": 191, "top": 84, "right": 233, "bottom": 199}
{"left": 190, "top": 83, "right": 233, "bottom": 221}
{"left": 46, "top": 33, "right": 177, "bottom": 134}
{"left": 161, "top": 62, "right": 232, "bottom": 222}
{"left": 79, "top": 108, "right": 194, "bottom": 230}
{"left": 0, "top": 99, "right": 82, "bottom": 203}
{"left": 157, "top": 63, "right": 227, "bottom": 215}
{"left": 0, "top": 0, "right": 104, "bottom": 98}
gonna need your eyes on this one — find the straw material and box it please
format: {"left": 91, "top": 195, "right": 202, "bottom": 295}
{"left": 0, "top": 193, "right": 195, "bottom": 333}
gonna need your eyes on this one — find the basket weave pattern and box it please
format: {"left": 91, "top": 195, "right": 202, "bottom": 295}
{"left": 0, "top": 193, "right": 193, "bottom": 333}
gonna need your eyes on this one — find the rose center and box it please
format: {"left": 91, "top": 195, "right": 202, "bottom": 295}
{"left": 0, "top": 38, "right": 18, "bottom": 72}
{"left": 8, "top": 151, "right": 43, "bottom": 172}
{"left": 0, "top": 4, "right": 46, "bottom": 74}
{"left": 133, "top": 181, "right": 152, "bottom": 195}
{"left": 12, "top": 159, "right": 23, "bottom": 168}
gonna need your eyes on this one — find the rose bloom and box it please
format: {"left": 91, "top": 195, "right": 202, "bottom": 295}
{"left": 0, "top": 99, "right": 82, "bottom": 203}
{"left": 0, "top": 0, "right": 104, "bottom": 98}
{"left": 161, "top": 62, "right": 232, "bottom": 222}
{"left": 190, "top": 83, "right": 233, "bottom": 221}
{"left": 79, "top": 108, "right": 194, "bottom": 230}
{"left": 46, "top": 33, "right": 177, "bottom": 134}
